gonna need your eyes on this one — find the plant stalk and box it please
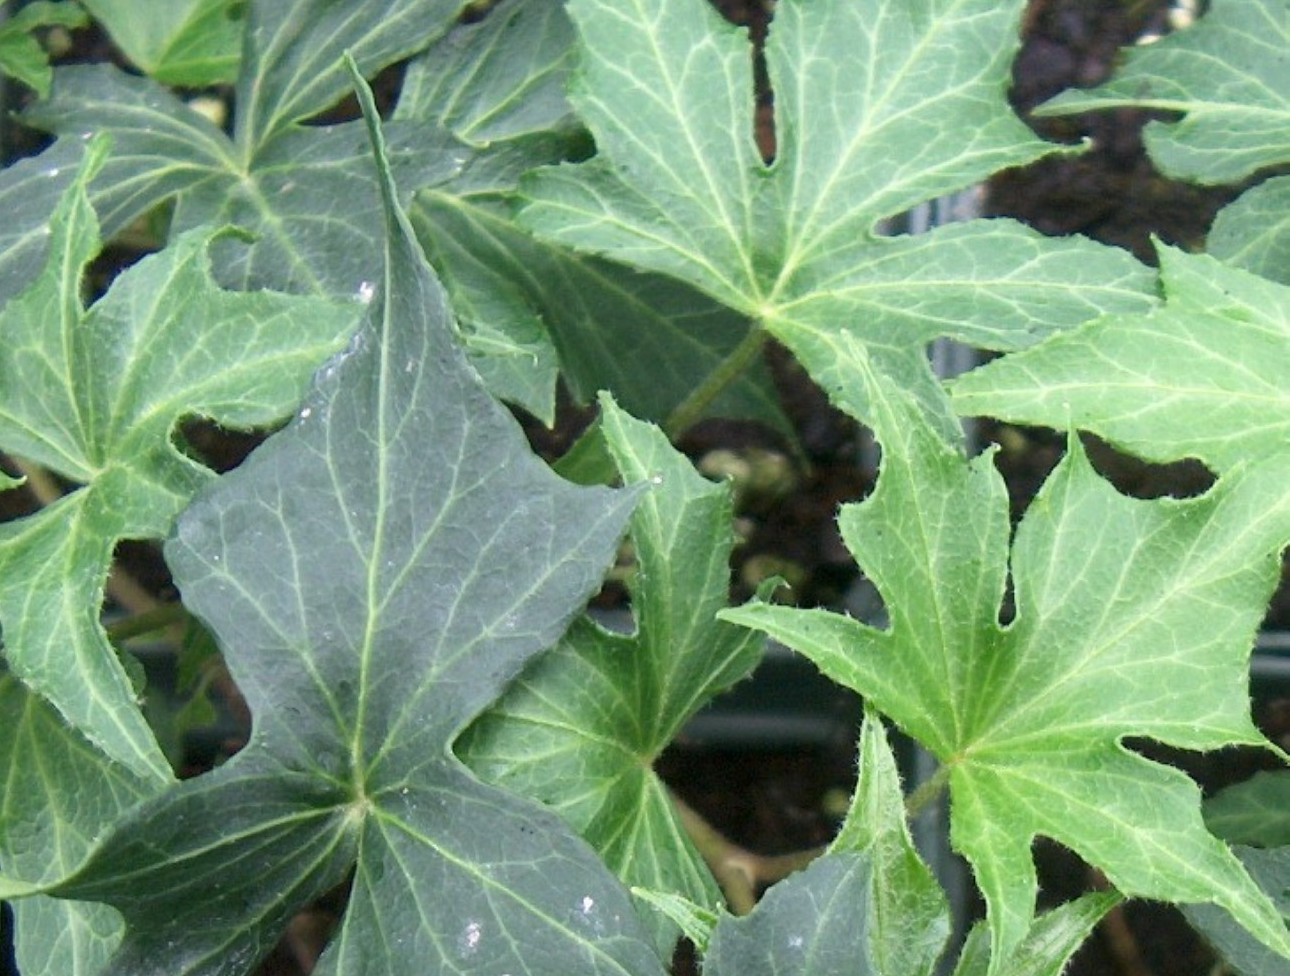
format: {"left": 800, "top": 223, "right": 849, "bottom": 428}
{"left": 904, "top": 763, "right": 951, "bottom": 819}
{"left": 663, "top": 324, "right": 768, "bottom": 441}
{"left": 670, "top": 788, "right": 823, "bottom": 914}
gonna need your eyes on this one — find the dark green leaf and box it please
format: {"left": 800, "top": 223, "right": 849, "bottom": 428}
{"left": 703, "top": 854, "right": 879, "bottom": 976}
{"left": 1204, "top": 771, "right": 1291, "bottom": 848}
{"left": 50, "top": 73, "right": 659, "bottom": 976}
{"left": 0, "top": 135, "right": 359, "bottom": 779}
{"left": 0, "top": 673, "right": 159, "bottom": 976}
{"left": 1182, "top": 846, "right": 1290, "bottom": 976}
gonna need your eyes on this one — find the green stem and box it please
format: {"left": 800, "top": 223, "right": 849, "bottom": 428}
{"left": 663, "top": 324, "right": 767, "bottom": 441}
{"left": 105, "top": 603, "right": 190, "bottom": 643}
{"left": 904, "top": 763, "right": 951, "bottom": 819}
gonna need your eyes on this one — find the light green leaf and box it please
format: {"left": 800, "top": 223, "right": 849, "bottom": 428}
{"left": 722, "top": 345, "right": 1289, "bottom": 965}
{"left": 629, "top": 888, "right": 719, "bottom": 954}
{"left": 828, "top": 712, "right": 950, "bottom": 976}
{"left": 519, "top": 0, "right": 1158, "bottom": 423}
{"left": 1204, "top": 771, "right": 1290, "bottom": 848}
{"left": 951, "top": 892, "right": 1121, "bottom": 976}
{"left": 1182, "top": 846, "right": 1290, "bottom": 976}
{"left": 458, "top": 395, "right": 768, "bottom": 958}
{"left": 80, "top": 0, "right": 243, "bottom": 86}
{"left": 0, "top": 673, "right": 159, "bottom": 976}
{"left": 0, "top": 135, "right": 360, "bottom": 780}
{"left": 0, "top": 1, "right": 87, "bottom": 96}
{"left": 1036, "top": 0, "right": 1289, "bottom": 184}
{"left": 951, "top": 243, "right": 1289, "bottom": 486}
{"left": 1208, "top": 177, "right": 1290, "bottom": 284}
{"left": 48, "top": 71, "right": 660, "bottom": 976}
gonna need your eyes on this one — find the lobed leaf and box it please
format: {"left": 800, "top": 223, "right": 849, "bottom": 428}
{"left": 79, "top": 0, "right": 243, "bottom": 86}
{"left": 48, "top": 71, "right": 661, "bottom": 976}
{"left": 458, "top": 396, "right": 770, "bottom": 957}
{"left": 951, "top": 242, "right": 1290, "bottom": 488}
{"left": 0, "top": 135, "right": 360, "bottom": 779}
{"left": 0, "top": 674, "right": 160, "bottom": 976}
{"left": 722, "top": 342, "right": 1289, "bottom": 965}
{"left": 1037, "top": 0, "right": 1290, "bottom": 185}
{"left": 0, "top": 1, "right": 88, "bottom": 96}
{"left": 1208, "top": 176, "right": 1290, "bottom": 284}
{"left": 519, "top": 0, "right": 1159, "bottom": 424}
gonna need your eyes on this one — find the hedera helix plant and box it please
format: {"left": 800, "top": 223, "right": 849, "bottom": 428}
{"left": 0, "top": 0, "right": 1288, "bottom": 973}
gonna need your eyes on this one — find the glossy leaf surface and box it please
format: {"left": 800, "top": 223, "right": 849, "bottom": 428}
{"left": 0, "top": 136, "right": 359, "bottom": 779}
{"left": 49, "top": 78, "right": 659, "bottom": 976}
{"left": 722, "top": 345, "right": 1289, "bottom": 965}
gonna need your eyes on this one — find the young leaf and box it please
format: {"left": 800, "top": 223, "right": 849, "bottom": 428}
{"left": 827, "top": 712, "right": 950, "bottom": 976}
{"left": 0, "top": 674, "right": 159, "bottom": 976}
{"left": 79, "top": 0, "right": 243, "bottom": 86}
{"left": 47, "top": 71, "right": 661, "bottom": 976}
{"left": 1036, "top": 0, "right": 1289, "bottom": 185}
{"left": 951, "top": 243, "right": 1289, "bottom": 491}
{"left": 950, "top": 892, "right": 1121, "bottom": 976}
{"left": 518, "top": 0, "right": 1159, "bottom": 424}
{"left": 458, "top": 395, "right": 770, "bottom": 958}
{"left": 722, "top": 343, "right": 1289, "bottom": 965}
{"left": 0, "top": 135, "right": 360, "bottom": 779}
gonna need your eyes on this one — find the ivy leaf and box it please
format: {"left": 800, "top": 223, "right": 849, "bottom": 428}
{"left": 1037, "top": 0, "right": 1289, "bottom": 185}
{"left": 950, "top": 892, "right": 1121, "bottom": 976}
{"left": 7, "top": 0, "right": 470, "bottom": 303}
{"left": 1204, "top": 772, "right": 1291, "bottom": 849}
{"left": 458, "top": 395, "right": 769, "bottom": 958}
{"left": 518, "top": 0, "right": 1159, "bottom": 425}
{"left": 0, "top": 674, "right": 159, "bottom": 976}
{"left": 0, "top": 135, "right": 360, "bottom": 780}
{"left": 1208, "top": 177, "right": 1289, "bottom": 284}
{"left": 411, "top": 193, "right": 789, "bottom": 430}
{"left": 721, "top": 342, "right": 1289, "bottom": 965}
{"left": 1179, "top": 845, "right": 1290, "bottom": 976}
{"left": 0, "top": 1, "right": 88, "bottom": 96}
{"left": 47, "top": 71, "right": 660, "bottom": 976}
{"left": 79, "top": 0, "right": 243, "bottom": 86}
{"left": 951, "top": 243, "right": 1289, "bottom": 504}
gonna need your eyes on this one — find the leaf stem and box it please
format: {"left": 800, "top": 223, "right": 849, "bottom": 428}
{"left": 105, "top": 602, "right": 190, "bottom": 643}
{"left": 670, "top": 788, "right": 822, "bottom": 914}
{"left": 903, "top": 763, "right": 951, "bottom": 818}
{"left": 663, "top": 324, "right": 767, "bottom": 441}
